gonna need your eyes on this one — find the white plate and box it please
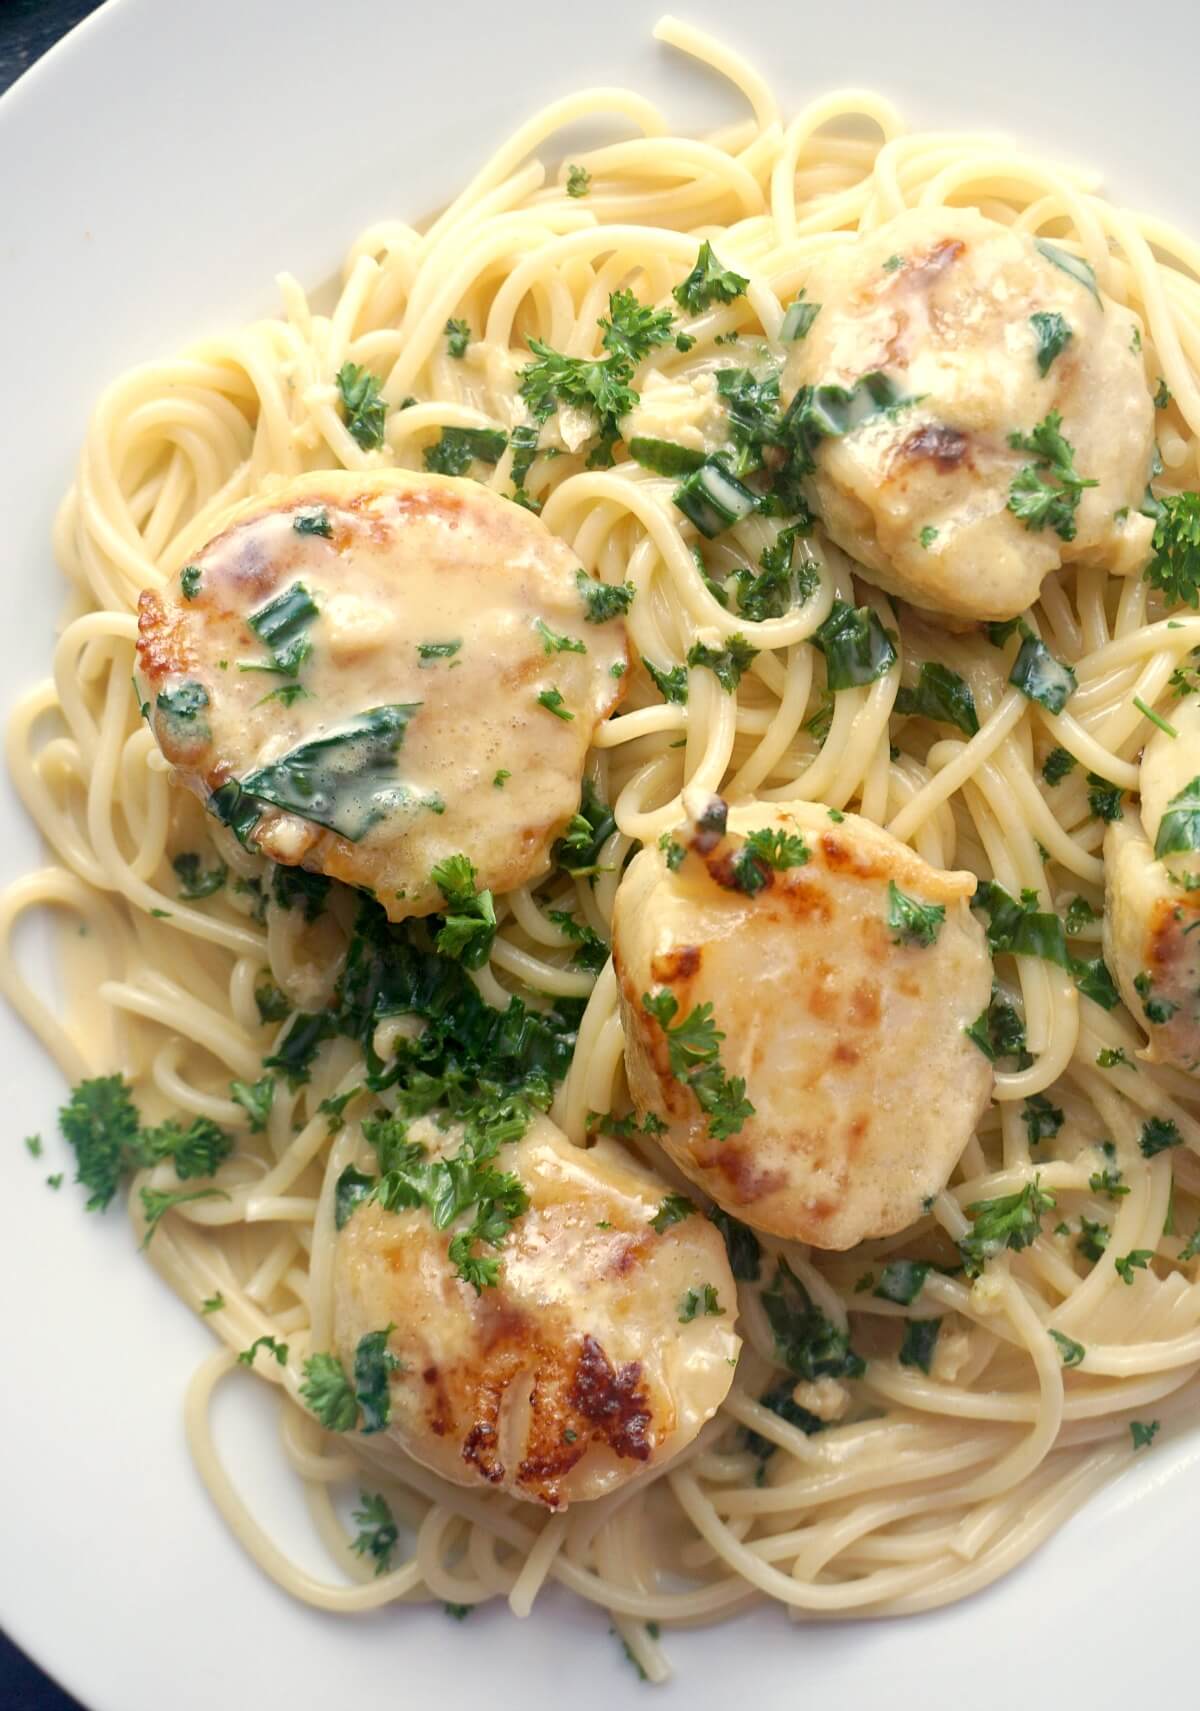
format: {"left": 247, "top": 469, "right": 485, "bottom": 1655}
{"left": 2, "top": 2, "right": 1198, "bottom": 1705}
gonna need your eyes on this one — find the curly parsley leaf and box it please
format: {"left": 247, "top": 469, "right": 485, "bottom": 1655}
{"left": 300, "top": 1352, "right": 360, "bottom": 1431}
{"left": 958, "top": 1178, "right": 1056, "bottom": 1277}
{"left": 1007, "top": 411, "right": 1097, "bottom": 542}
{"left": 423, "top": 427, "right": 508, "bottom": 477}
{"left": 641, "top": 990, "right": 754, "bottom": 1141}
{"left": 430, "top": 853, "right": 497, "bottom": 970}
{"left": 886, "top": 881, "right": 945, "bottom": 948}
{"left": 678, "top": 1283, "right": 724, "bottom": 1322}
{"left": 577, "top": 570, "right": 635, "bottom": 624}
{"left": 651, "top": 1192, "right": 696, "bottom": 1234}
{"left": 336, "top": 363, "right": 387, "bottom": 452}
{"left": 600, "top": 289, "right": 677, "bottom": 365}
{"left": 1140, "top": 1115, "right": 1182, "bottom": 1158}
{"left": 686, "top": 634, "right": 758, "bottom": 693}
{"left": 351, "top": 1491, "right": 400, "bottom": 1575}
{"left": 1029, "top": 310, "right": 1072, "bottom": 377}
{"left": 672, "top": 241, "right": 749, "bottom": 313}
{"left": 1145, "top": 491, "right": 1200, "bottom": 608}
{"left": 139, "top": 1184, "right": 228, "bottom": 1247}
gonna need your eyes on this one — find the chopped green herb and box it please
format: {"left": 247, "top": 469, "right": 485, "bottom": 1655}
{"left": 600, "top": 289, "right": 677, "bottom": 366}
{"left": 686, "top": 634, "right": 757, "bottom": 693}
{"left": 577, "top": 570, "right": 635, "bottom": 623}
{"left": 1154, "top": 773, "right": 1200, "bottom": 859}
{"left": 1086, "top": 772, "right": 1123, "bottom": 822}
{"left": 1064, "top": 895, "right": 1099, "bottom": 935}
{"left": 1049, "top": 1329, "right": 1085, "bottom": 1367}
{"left": 444, "top": 318, "right": 471, "bottom": 358}
{"left": 780, "top": 294, "right": 820, "bottom": 341}
{"left": 430, "top": 853, "right": 497, "bottom": 970}
{"left": 899, "top": 1319, "right": 941, "bottom": 1374}
{"left": 565, "top": 164, "right": 591, "bottom": 198}
{"left": 958, "top": 1178, "right": 1055, "bottom": 1276}
{"left": 1008, "top": 632, "right": 1077, "bottom": 712}
{"left": 536, "top": 687, "right": 574, "bottom": 721}
{"left": 1133, "top": 971, "right": 1179, "bottom": 1025}
{"left": 651, "top": 1192, "right": 696, "bottom": 1234}
{"left": 887, "top": 881, "right": 945, "bottom": 948}
{"left": 201, "top": 1293, "right": 224, "bottom": 1314}
{"left": 762, "top": 1259, "right": 865, "bottom": 1380}
{"left": 641, "top": 990, "right": 754, "bottom": 1141}
{"left": 180, "top": 565, "right": 202, "bottom": 600}
{"left": 417, "top": 640, "right": 462, "bottom": 666}
{"left": 813, "top": 601, "right": 897, "bottom": 690}
{"left": 1042, "top": 746, "right": 1077, "bottom": 785}
{"left": 336, "top": 363, "right": 387, "bottom": 451}
{"left": 245, "top": 582, "right": 319, "bottom": 677}
{"left": 423, "top": 426, "right": 508, "bottom": 476}
{"left": 1140, "top": 1115, "right": 1182, "bottom": 1157}
{"left": 1096, "top": 1047, "right": 1132, "bottom": 1070}
{"left": 874, "top": 1260, "right": 929, "bottom": 1305}
{"left": 237, "top": 1334, "right": 288, "bottom": 1368}
{"left": 24, "top": 1134, "right": 42, "bottom": 1158}
{"left": 293, "top": 506, "right": 332, "bottom": 539}
{"left": 1089, "top": 1166, "right": 1129, "bottom": 1200}
{"left": 350, "top": 1491, "right": 399, "bottom": 1576}
{"left": 172, "top": 851, "right": 227, "bottom": 900}
{"left": 965, "top": 984, "right": 1033, "bottom": 1067}
{"left": 299, "top": 1352, "right": 359, "bottom": 1431}
{"left": 1077, "top": 1216, "right": 1110, "bottom": 1262}
{"left": 1022, "top": 1093, "right": 1064, "bottom": 1146}
{"left": 1007, "top": 411, "right": 1097, "bottom": 541}
{"left": 1143, "top": 491, "right": 1200, "bottom": 608}
{"left": 1130, "top": 1419, "right": 1160, "bottom": 1451}
{"left": 1034, "top": 239, "right": 1101, "bottom": 305}
{"left": 492, "top": 770, "right": 510, "bottom": 788}
{"left": 230, "top": 1075, "right": 274, "bottom": 1133}
{"left": 1114, "top": 1248, "right": 1154, "bottom": 1284}
{"left": 1155, "top": 377, "right": 1172, "bottom": 410}
{"left": 139, "top": 1184, "right": 228, "bottom": 1247}
{"left": 895, "top": 662, "right": 979, "bottom": 736}
{"left": 672, "top": 241, "right": 749, "bottom": 313}
{"left": 535, "top": 619, "right": 586, "bottom": 656}
{"left": 678, "top": 1283, "right": 724, "bottom": 1322}
{"left": 1029, "top": 310, "right": 1072, "bottom": 376}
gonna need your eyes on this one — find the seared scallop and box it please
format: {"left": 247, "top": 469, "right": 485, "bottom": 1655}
{"left": 784, "top": 206, "right": 1155, "bottom": 622}
{"left": 1104, "top": 701, "right": 1200, "bottom": 1070}
{"left": 136, "top": 471, "right": 628, "bottom": 920}
{"left": 611, "top": 796, "right": 993, "bottom": 1248}
{"left": 333, "top": 1113, "right": 739, "bottom": 1508}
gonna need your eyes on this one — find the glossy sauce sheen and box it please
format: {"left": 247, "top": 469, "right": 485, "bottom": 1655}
{"left": 613, "top": 800, "right": 994, "bottom": 1248}
{"left": 334, "top": 1117, "right": 739, "bottom": 1507}
{"left": 136, "top": 471, "right": 628, "bottom": 919}
{"left": 786, "top": 206, "right": 1155, "bottom": 622}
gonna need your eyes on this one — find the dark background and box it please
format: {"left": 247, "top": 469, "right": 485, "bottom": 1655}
{"left": 1, "top": 2, "right": 107, "bottom": 1700}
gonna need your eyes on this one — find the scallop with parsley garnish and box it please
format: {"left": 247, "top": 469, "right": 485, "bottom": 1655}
{"left": 136, "top": 470, "right": 629, "bottom": 920}
{"left": 612, "top": 795, "right": 993, "bottom": 1248}
{"left": 784, "top": 206, "right": 1156, "bottom": 622}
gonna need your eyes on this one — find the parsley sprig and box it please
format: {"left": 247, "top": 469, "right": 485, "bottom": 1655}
{"left": 641, "top": 991, "right": 754, "bottom": 1141}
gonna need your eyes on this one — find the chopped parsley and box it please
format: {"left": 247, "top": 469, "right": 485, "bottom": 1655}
{"left": 1096, "top": 1047, "right": 1132, "bottom": 1070}
{"left": 886, "top": 881, "right": 945, "bottom": 948}
{"left": 762, "top": 1260, "right": 865, "bottom": 1380}
{"left": 958, "top": 1178, "right": 1056, "bottom": 1276}
{"left": 1139, "top": 1115, "right": 1182, "bottom": 1157}
{"left": 672, "top": 241, "right": 749, "bottom": 313}
{"left": 1029, "top": 310, "right": 1072, "bottom": 377}
{"left": 899, "top": 1319, "right": 941, "bottom": 1374}
{"left": 641, "top": 990, "right": 754, "bottom": 1140}
{"left": 577, "top": 570, "right": 635, "bottom": 623}
{"left": 1064, "top": 895, "right": 1099, "bottom": 935}
{"left": 139, "top": 1184, "right": 228, "bottom": 1247}
{"left": 1153, "top": 773, "right": 1200, "bottom": 859}
{"left": 1114, "top": 1248, "right": 1154, "bottom": 1285}
{"left": 1155, "top": 378, "right": 1172, "bottom": 410}
{"left": 686, "top": 634, "right": 757, "bottom": 693}
{"left": 546, "top": 909, "right": 609, "bottom": 972}
{"left": 350, "top": 1491, "right": 399, "bottom": 1576}
{"left": 423, "top": 426, "right": 508, "bottom": 477}
{"left": 1144, "top": 491, "right": 1200, "bottom": 607}
{"left": 1022, "top": 1093, "right": 1064, "bottom": 1146}
{"left": 965, "top": 984, "right": 1033, "bottom": 1068}
{"left": 492, "top": 769, "right": 510, "bottom": 788}
{"left": 729, "top": 525, "right": 818, "bottom": 623}
{"left": 1049, "top": 1330, "right": 1085, "bottom": 1367}
{"left": 1042, "top": 746, "right": 1077, "bottom": 785}
{"left": 1133, "top": 971, "right": 1179, "bottom": 1025}
{"left": 565, "top": 164, "right": 591, "bottom": 198}
{"left": 201, "top": 1293, "right": 224, "bottom": 1314}
{"left": 237, "top": 1334, "right": 288, "bottom": 1368}
{"left": 1130, "top": 1419, "right": 1160, "bottom": 1451}
{"left": 535, "top": 619, "right": 586, "bottom": 656}
{"left": 1077, "top": 1217, "right": 1110, "bottom": 1263}
{"left": 678, "top": 1283, "right": 724, "bottom": 1322}
{"left": 230, "top": 1075, "right": 274, "bottom": 1133}
{"left": 536, "top": 686, "right": 574, "bottom": 721}
{"left": 600, "top": 288, "right": 677, "bottom": 365}
{"left": 444, "top": 318, "right": 470, "bottom": 358}
{"left": 417, "top": 640, "right": 462, "bottom": 666}
{"left": 336, "top": 363, "right": 387, "bottom": 451}
{"left": 1008, "top": 632, "right": 1077, "bottom": 713}
{"left": 873, "top": 1260, "right": 928, "bottom": 1305}
{"left": 1007, "top": 411, "right": 1097, "bottom": 541}
{"left": 58, "top": 1076, "right": 232, "bottom": 1212}
{"left": 709, "top": 1206, "right": 761, "bottom": 1281}
{"left": 651, "top": 1193, "right": 696, "bottom": 1234}
{"left": 645, "top": 659, "right": 689, "bottom": 704}
{"left": 430, "top": 853, "right": 497, "bottom": 970}
{"left": 245, "top": 582, "right": 319, "bottom": 677}
{"left": 894, "top": 662, "right": 979, "bottom": 737}
{"left": 813, "top": 601, "right": 897, "bottom": 690}
{"left": 1089, "top": 1165, "right": 1129, "bottom": 1201}
{"left": 172, "top": 851, "right": 227, "bottom": 900}
{"left": 180, "top": 565, "right": 201, "bottom": 600}
{"left": 1034, "top": 239, "right": 1101, "bottom": 304}
{"left": 729, "top": 825, "right": 811, "bottom": 895}
{"left": 1086, "top": 772, "right": 1123, "bottom": 822}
